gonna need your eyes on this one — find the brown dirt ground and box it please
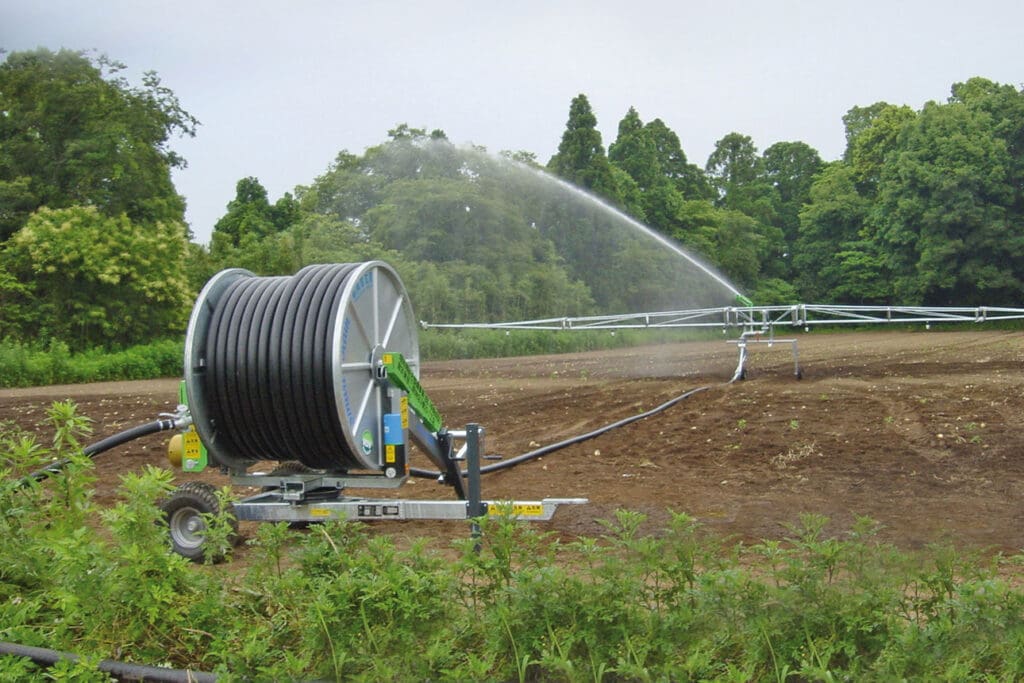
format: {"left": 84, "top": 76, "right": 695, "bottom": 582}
{"left": 3, "top": 329, "right": 1024, "bottom": 556}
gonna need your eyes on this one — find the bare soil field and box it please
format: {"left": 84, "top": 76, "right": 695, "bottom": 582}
{"left": 3, "top": 330, "right": 1023, "bottom": 554}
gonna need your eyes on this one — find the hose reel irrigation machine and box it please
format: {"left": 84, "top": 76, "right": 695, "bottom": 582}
{"left": 164, "top": 261, "right": 584, "bottom": 559}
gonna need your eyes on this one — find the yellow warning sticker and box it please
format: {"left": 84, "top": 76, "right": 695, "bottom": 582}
{"left": 385, "top": 444, "right": 395, "bottom": 464}
{"left": 183, "top": 427, "right": 202, "bottom": 458}
{"left": 310, "top": 508, "right": 332, "bottom": 518}
{"left": 489, "top": 502, "right": 544, "bottom": 517}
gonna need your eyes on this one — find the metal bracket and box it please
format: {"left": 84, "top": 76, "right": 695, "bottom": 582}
{"left": 728, "top": 327, "right": 801, "bottom": 381}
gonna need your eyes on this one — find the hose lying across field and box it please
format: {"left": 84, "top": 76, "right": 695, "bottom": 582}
{"left": 13, "top": 418, "right": 179, "bottom": 490}
{"left": 410, "top": 384, "right": 712, "bottom": 480}
{"left": 0, "top": 641, "right": 217, "bottom": 682}
{"left": 12, "top": 382, "right": 715, "bottom": 488}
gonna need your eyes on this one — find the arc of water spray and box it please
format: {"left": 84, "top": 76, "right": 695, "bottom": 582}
{"left": 518, "top": 163, "right": 747, "bottom": 300}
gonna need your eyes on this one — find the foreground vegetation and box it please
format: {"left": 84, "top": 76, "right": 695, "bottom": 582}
{"left": 2, "top": 405, "right": 1024, "bottom": 681}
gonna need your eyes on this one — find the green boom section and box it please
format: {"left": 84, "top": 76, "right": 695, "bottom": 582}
{"left": 382, "top": 352, "right": 443, "bottom": 433}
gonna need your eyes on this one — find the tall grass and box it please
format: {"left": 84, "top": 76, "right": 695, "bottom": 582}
{"left": 0, "top": 339, "right": 183, "bottom": 388}
{"left": 3, "top": 405, "right": 1024, "bottom": 680}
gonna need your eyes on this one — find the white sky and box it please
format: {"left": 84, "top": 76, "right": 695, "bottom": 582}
{"left": 3, "top": 1, "right": 1022, "bottom": 244}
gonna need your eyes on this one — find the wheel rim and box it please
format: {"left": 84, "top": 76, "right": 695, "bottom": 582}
{"left": 169, "top": 506, "right": 206, "bottom": 549}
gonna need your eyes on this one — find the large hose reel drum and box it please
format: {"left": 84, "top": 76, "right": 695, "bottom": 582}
{"left": 183, "top": 262, "right": 420, "bottom": 472}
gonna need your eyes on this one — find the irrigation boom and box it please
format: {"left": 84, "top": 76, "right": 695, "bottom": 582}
{"left": 421, "top": 303, "right": 1024, "bottom": 332}
{"left": 422, "top": 303, "right": 1024, "bottom": 383}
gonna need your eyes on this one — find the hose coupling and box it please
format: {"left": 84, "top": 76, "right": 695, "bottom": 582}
{"left": 159, "top": 405, "right": 193, "bottom": 430}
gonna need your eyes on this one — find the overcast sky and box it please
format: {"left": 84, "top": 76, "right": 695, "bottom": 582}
{"left": 3, "top": 1, "right": 1022, "bottom": 244}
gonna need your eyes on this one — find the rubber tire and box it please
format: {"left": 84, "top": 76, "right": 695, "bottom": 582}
{"left": 160, "top": 482, "right": 239, "bottom": 563}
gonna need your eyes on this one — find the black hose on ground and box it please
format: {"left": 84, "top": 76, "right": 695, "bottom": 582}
{"left": 410, "top": 384, "right": 710, "bottom": 480}
{"left": 14, "top": 418, "right": 177, "bottom": 489}
{"left": 84, "top": 419, "right": 177, "bottom": 458}
{"left": 0, "top": 640, "right": 217, "bottom": 682}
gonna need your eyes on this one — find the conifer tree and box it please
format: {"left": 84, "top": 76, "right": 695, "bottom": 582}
{"left": 548, "top": 94, "right": 621, "bottom": 204}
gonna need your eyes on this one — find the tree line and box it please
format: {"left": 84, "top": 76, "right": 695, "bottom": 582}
{"left": 1, "top": 48, "right": 1022, "bottom": 352}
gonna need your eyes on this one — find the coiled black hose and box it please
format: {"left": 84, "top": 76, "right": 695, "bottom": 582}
{"left": 203, "top": 264, "right": 361, "bottom": 469}
{"left": 410, "top": 385, "right": 710, "bottom": 479}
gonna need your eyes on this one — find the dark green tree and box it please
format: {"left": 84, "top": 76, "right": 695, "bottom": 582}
{"left": 548, "top": 94, "right": 620, "bottom": 203}
{"left": 210, "top": 177, "right": 304, "bottom": 269}
{"left": 712, "top": 210, "right": 764, "bottom": 291}
{"left": 875, "top": 100, "right": 1020, "bottom": 305}
{"left": 762, "top": 141, "right": 824, "bottom": 276}
{"left": 302, "top": 150, "right": 386, "bottom": 226}
{"left": 270, "top": 192, "right": 301, "bottom": 232}
{"left": 607, "top": 165, "right": 647, "bottom": 220}
{"left": 607, "top": 107, "right": 664, "bottom": 223}
{"left": 644, "top": 118, "right": 710, "bottom": 200}
{"left": 607, "top": 110, "right": 712, "bottom": 249}
{"left": 794, "top": 163, "right": 883, "bottom": 302}
{"left": 842, "top": 102, "right": 892, "bottom": 161}
{"left": 706, "top": 133, "right": 784, "bottom": 279}
{"left": 608, "top": 107, "right": 662, "bottom": 192}
{"left": 705, "top": 132, "right": 763, "bottom": 205}
{"left": 950, "top": 77, "right": 1024, "bottom": 219}
{"left": 843, "top": 103, "right": 915, "bottom": 192}
{"left": 211, "top": 177, "right": 276, "bottom": 250}
{"left": 0, "top": 48, "right": 197, "bottom": 240}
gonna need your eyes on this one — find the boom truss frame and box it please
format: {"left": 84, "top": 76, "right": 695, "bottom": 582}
{"left": 422, "top": 304, "right": 1024, "bottom": 333}
{"left": 423, "top": 304, "right": 1024, "bottom": 382}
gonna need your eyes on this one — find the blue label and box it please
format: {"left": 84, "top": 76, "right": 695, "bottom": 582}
{"left": 351, "top": 271, "right": 373, "bottom": 302}
{"left": 383, "top": 413, "right": 404, "bottom": 445}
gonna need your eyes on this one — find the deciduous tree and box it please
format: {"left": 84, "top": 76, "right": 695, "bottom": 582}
{"left": 794, "top": 164, "right": 880, "bottom": 302}
{"left": 0, "top": 48, "right": 197, "bottom": 240}
{"left": 875, "top": 101, "right": 1020, "bottom": 304}
{"left": 1, "top": 206, "right": 190, "bottom": 348}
